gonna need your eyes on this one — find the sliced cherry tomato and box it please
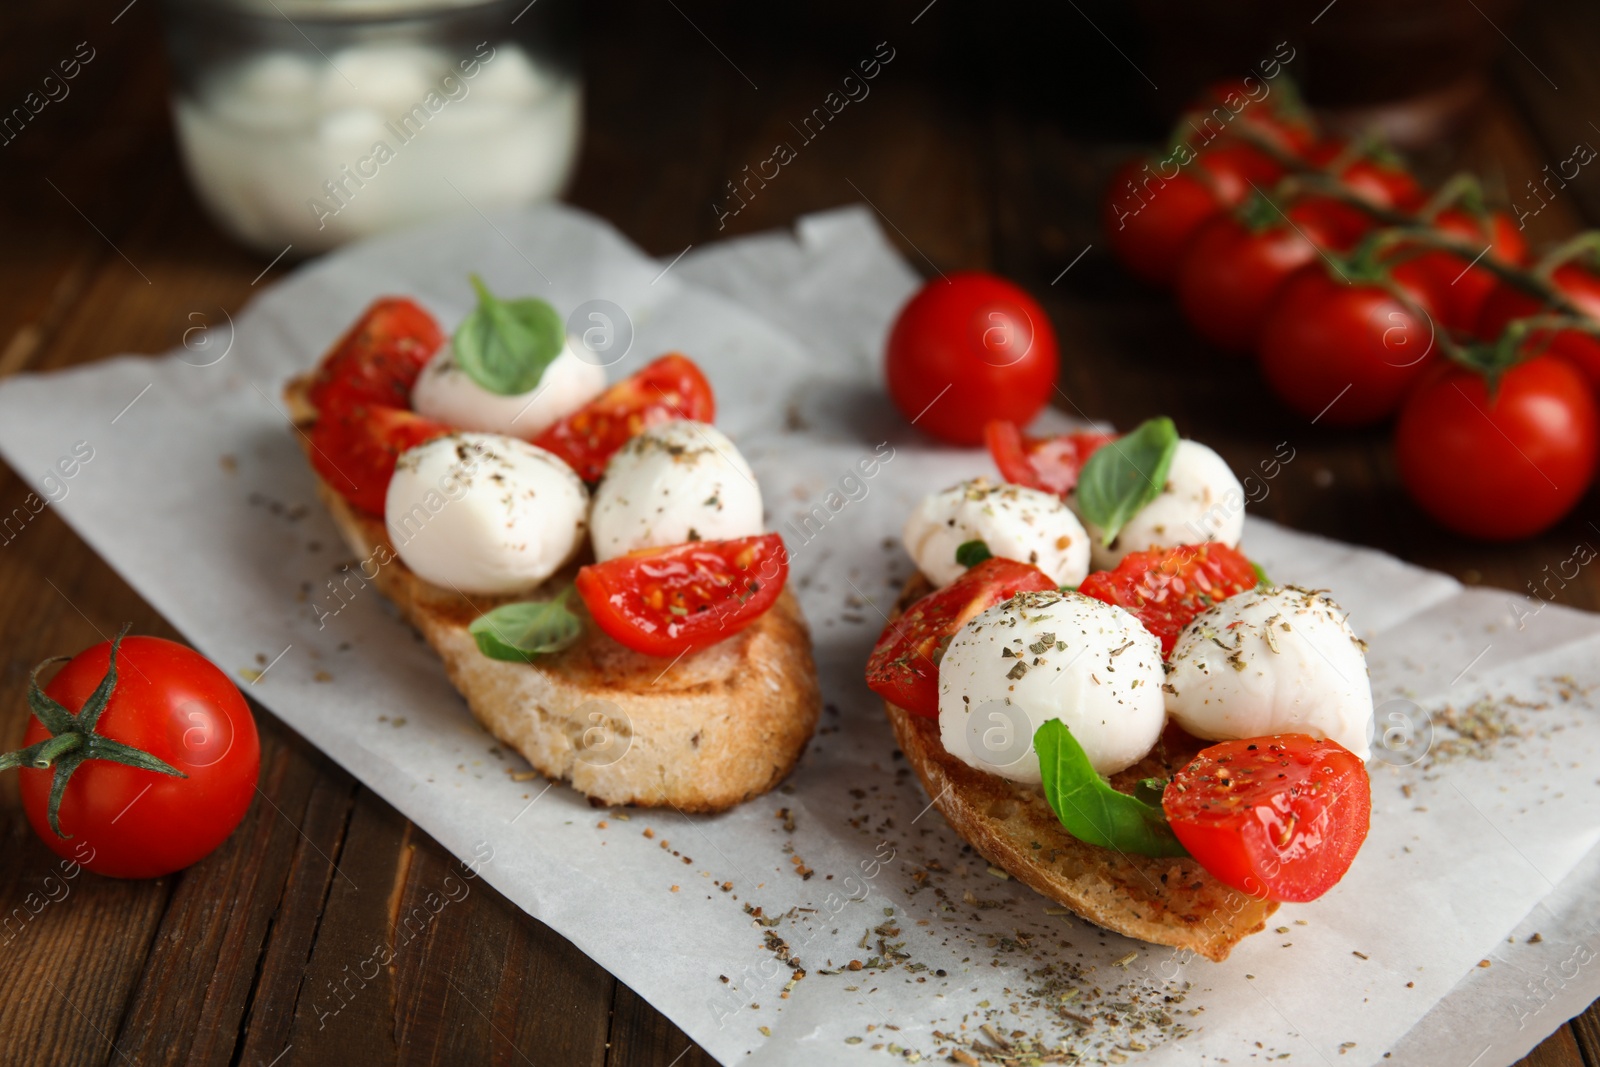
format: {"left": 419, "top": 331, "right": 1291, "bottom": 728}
{"left": 865, "top": 558, "right": 1057, "bottom": 718}
{"left": 1257, "top": 261, "right": 1442, "bottom": 426}
{"left": 1078, "top": 542, "right": 1258, "bottom": 656}
{"left": 1162, "top": 735, "right": 1371, "bottom": 903}
{"left": 1104, "top": 143, "right": 1286, "bottom": 288}
{"left": 1477, "top": 264, "right": 1600, "bottom": 391}
{"left": 885, "top": 273, "right": 1059, "bottom": 446}
{"left": 983, "top": 419, "right": 1116, "bottom": 496}
{"left": 1175, "top": 196, "right": 1360, "bottom": 355}
{"left": 575, "top": 534, "right": 787, "bottom": 657}
{"left": 16, "top": 634, "right": 261, "bottom": 879}
{"left": 307, "top": 298, "right": 444, "bottom": 413}
{"left": 534, "top": 354, "right": 715, "bottom": 481}
{"left": 309, "top": 402, "right": 452, "bottom": 516}
{"left": 1394, "top": 355, "right": 1599, "bottom": 540}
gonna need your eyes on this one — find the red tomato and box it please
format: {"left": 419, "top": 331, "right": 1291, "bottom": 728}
{"left": 1394, "top": 355, "right": 1599, "bottom": 540}
{"left": 1307, "top": 142, "right": 1425, "bottom": 211}
{"left": 17, "top": 635, "right": 260, "bottom": 879}
{"left": 1257, "top": 262, "right": 1442, "bottom": 426}
{"left": 1175, "top": 199, "right": 1357, "bottom": 355}
{"left": 1163, "top": 735, "right": 1371, "bottom": 903}
{"left": 864, "top": 558, "right": 1057, "bottom": 718}
{"left": 534, "top": 354, "right": 716, "bottom": 481}
{"left": 1191, "top": 79, "right": 1317, "bottom": 156}
{"left": 1477, "top": 265, "right": 1600, "bottom": 391}
{"left": 1078, "top": 543, "right": 1258, "bottom": 656}
{"left": 575, "top": 534, "right": 787, "bottom": 657}
{"left": 983, "top": 419, "right": 1116, "bottom": 496}
{"left": 1104, "top": 142, "right": 1285, "bottom": 287}
{"left": 307, "top": 298, "right": 444, "bottom": 413}
{"left": 885, "top": 273, "right": 1059, "bottom": 445}
{"left": 309, "top": 402, "right": 452, "bottom": 516}
{"left": 1392, "top": 210, "right": 1528, "bottom": 334}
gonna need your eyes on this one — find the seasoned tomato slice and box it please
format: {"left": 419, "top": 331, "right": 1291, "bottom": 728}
{"left": 1078, "top": 542, "right": 1257, "bottom": 656}
{"left": 1163, "top": 735, "right": 1371, "bottom": 903}
{"left": 983, "top": 419, "right": 1117, "bottom": 497}
{"left": 535, "top": 354, "right": 715, "bottom": 481}
{"left": 865, "top": 558, "right": 1057, "bottom": 718}
{"left": 574, "top": 534, "right": 787, "bottom": 657}
{"left": 308, "top": 403, "right": 452, "bottom": 516}
{"left": 308, "top": 298, "right": 444, "bottom": 413}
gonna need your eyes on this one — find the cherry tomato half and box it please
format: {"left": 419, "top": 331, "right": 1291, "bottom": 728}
{"left": 1163, "top": 735, "right": 1371, "bottom": 903}
{"left": 307, "top": 297, "right": 444, "bottom": 413}
{"left": 983, "top": 419, "right": 1116, "bottom": 497}
{"left": 308, "top": 401, "right": 452, "bottom": 516}
{"left": 575, "top": 534, "right": 788, "bottom": 657}
{"left": 1394, "top": 355, "right": 1599, "bottom": 540}
{"left": 1477, "top": 264, "right": 1600, "bottom": 392}
{"left": 19, "top": 636, "right": 261, "bottom": 879}
{"left": 864, "top": 558, "right": 1057, "bottom": 718}
{"left": 885, "top": 273, "right": 1059, "bottom": 445}
{"left": 1078, "top": 542, "right": 1258, "bottom": 656}
{"left": 535, "top": 354, "right": 716, "bottom": 482}
{"left": 1257, "top": 262, "right": 1442, "bottom": 427}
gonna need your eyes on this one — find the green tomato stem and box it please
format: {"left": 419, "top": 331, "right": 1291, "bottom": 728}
{"left": 30, "top": 733, "right": 82, "bottom": 769}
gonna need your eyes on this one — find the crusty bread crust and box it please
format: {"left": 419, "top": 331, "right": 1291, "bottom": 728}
{"left": 884, "top": 575, "right": 1276, "bottom": 961}
{"left": 287, "top": 376, "right": 821, "bottom": 813}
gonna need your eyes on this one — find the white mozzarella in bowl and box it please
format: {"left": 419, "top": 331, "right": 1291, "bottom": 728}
{"left": 903, "top": 478, "right": 1090, "bottom": 589}
{"left": 384, "top": 433, "right": 588, "bottom": 596}
{"left": 1164, "top": 585, "right": 1373, "bottom": 759}
{"left": 410, "top": 338, "right": 606, "bottom": 438}
{"left": 590, "top": 420, "right": 763, "bottom": 560}
{"left": 938, "top": 589, "right": 1166, "bottom": 782}
{"left": 1074, "top": 439, "right": 1245, "bottom": 570}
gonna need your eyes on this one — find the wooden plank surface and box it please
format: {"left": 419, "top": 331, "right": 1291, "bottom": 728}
{"left": 0, "top": 0, "right": 1595, "bottom": 1065}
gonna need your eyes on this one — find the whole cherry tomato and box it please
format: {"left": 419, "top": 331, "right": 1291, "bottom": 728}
{"left": 13, "top": 633, "right": 260, "bottom": 879}
{"left": 1392, "top": 209, "right": 1527, "bottom": 334}
{"left": 885, "top": 272, "right": 1059, "bottom": 445}
{"left": 1306, "top": 142, "right": 1425, "bottom": 212}
{"left": 1175, "top": 197, "right": 1359, "bottom": 355}
{"left": 1477, "top": 263, "right": 1600, "bottom": 391}
{"left": 1394, "top": 355, "right": 1599, "bottom": 540}
{"left": 1190, "top": 78, "right": 1317, "bottom": 157}
{"left": 1257, "top": 262, "right": 1442, "bottom": 426}
{"left": 1103, "top": 141, "right": 1285, "bottom": 287}
{"left": 1163, "top": 735, "right": 1371, "bottom": 903}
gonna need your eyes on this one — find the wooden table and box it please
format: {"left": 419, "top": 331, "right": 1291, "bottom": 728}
{"left": 1, "top": 1, "right": 1597, "bottom": 1063}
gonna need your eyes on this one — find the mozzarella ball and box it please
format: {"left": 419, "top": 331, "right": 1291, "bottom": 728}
{"left": 385, "top": 433, "right": 588, "bottom": 596}
{"left": 938, "top": 590, "right": 1166, "bottom": 781}
{"left": 1074, "top": 439, "right": 1245, "bottom": 570}
{"left": 590, "top": 420, "right": 763, "bottom": 560}
{"left": 410, "top": 338, "right": 606, "bottom": 438}
{"left": 903, "top": 478, "right": 1090, "bottom": 589}
{"left": 1165, "top": 586, "right": 1373, "bottom": 759}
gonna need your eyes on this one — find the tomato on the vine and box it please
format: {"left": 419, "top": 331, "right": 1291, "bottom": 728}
{"left": 1394, "top": 354, "right": 1599, "bottom": 540}
{"left": 535, "top": 354, "right": 715, "bottom": 481}
{"left": 1175, "top": 197, "right": 1360, "bottom": 355}
{"left": 865, "top": 558, "right": 1056, "bottom": 718}
{"left": 1103, "top": 141, "right": 1284, "bottom": 287}
{"left": 1163, "top": 735, "right": 1371, "bottom": 903}
{"left": 1394, "top": 209, "right": 1528, "bottom": 334}
{"left": 885, "top": 273, "right": 1059, "bottom": 445}
{"left": 9, "top": 632, "right": 260, "bottom": 879}
{"left": 1078, "top": 542, "right": 1258, "bottom": 656}
{"left": 575, "top": 534, "right": 788, "bottom": 657}
{"left": 1477, "top": 264, "right": 1600, "bottom": 391}
{"left": 1306, "top": 143, "right": 1425, "bottom": 212}
{"left": 1257, "top": 261, "right": 1442, "bottom": 426}
{"left": 983, "top": 419, "right": 1116, "bottom": 496}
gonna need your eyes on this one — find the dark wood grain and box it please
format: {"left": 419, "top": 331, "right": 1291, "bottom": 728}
{"left": 0, "top": 0, "right": 1595, "bottom": 1065}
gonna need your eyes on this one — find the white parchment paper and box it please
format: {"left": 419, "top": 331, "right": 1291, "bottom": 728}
{"left": 0, "top": 204, "right": 1596, "bottom": 1067}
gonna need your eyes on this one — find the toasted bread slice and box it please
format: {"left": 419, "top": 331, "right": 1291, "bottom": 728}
{"left": 285, "top": 375, "right": 821, "bottom": 813}
{"left": 883, "top": 575, "right": 1276, "bottom": 961}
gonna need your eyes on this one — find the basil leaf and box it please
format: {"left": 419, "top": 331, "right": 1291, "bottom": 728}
{"left": 1074, "top": 416, "right": 1180, "bottom": 548}
{"left": 1034, "top": 719, "right": 1188, "bottom": 857}
{"left": 1251, "top": 561, "right": 1273, "bottom": 587}
{"left": 955, "top": 539, "right": 992, "bottom": 568}
{"left": 452, "top": 274, "right": 566, "bottom": 396}
{"left": 469, "top": 594, "right": 583, "bottom": 662}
